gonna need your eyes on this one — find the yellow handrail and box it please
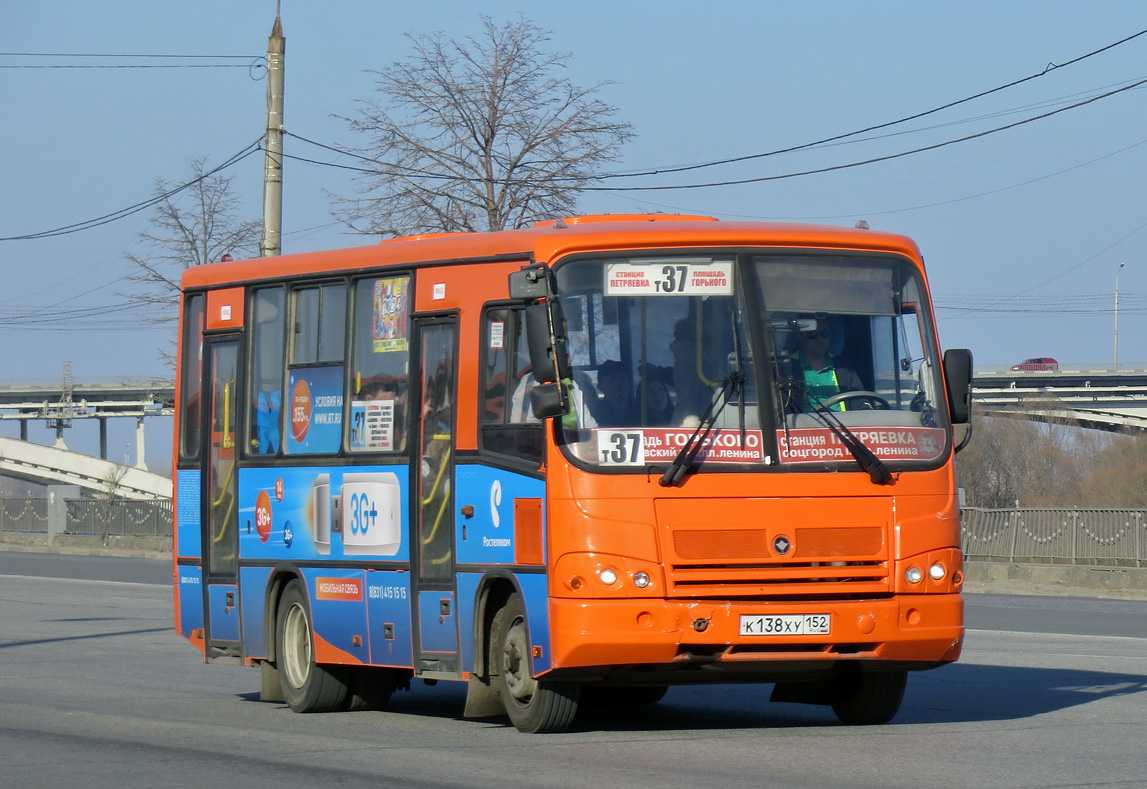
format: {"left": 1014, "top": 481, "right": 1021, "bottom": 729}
{"left": 210, "top": 458, "right": 236, "bottom": 545}
{"left": 420, "top": 438, "right": 451, "bottom": 506}
{"left": 696, "top": 310, "right": 717, "bottom": 387}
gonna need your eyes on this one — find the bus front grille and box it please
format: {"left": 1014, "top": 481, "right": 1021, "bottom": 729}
{"left": 667, "top": 560, "right": 889, "bottom": 598}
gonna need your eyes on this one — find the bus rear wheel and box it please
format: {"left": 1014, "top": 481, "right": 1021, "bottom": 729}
{"left": 491, "top": 593, "right": 580, "bottom": 733}
{"left": 276, "top": 579, "right": 349, "bottom": 713}
{"left": 830, "top": 668, "right": 907, "bottom": 725}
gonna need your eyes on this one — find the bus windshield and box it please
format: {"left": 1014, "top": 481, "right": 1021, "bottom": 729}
{"left": 553, "top": 251, "right": 950, "bottom": 472}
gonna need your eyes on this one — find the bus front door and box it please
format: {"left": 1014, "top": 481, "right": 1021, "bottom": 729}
{"left": 201, "top": 336, "right": 242, "bottom": 661}
{"left": 412, "top": 318, "right": 460, "bottom": 675}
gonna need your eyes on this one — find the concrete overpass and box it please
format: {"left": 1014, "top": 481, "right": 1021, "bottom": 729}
{"left": 0, "top": 377, "right": 174, "bottom": 499}
{"left": 0, "top": 435, "right": 172, "bottom": 500}
{"left": 973, "top": 365, "right": 1147, "bottom": 431}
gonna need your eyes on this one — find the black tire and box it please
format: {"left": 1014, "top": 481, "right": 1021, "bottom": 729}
{"left": 275, "top": 579, "right": 349, "bottom": 713}
{"left": 344, "top": 666, "right": 396, "bottom": 711}
{"left": 830, "top": 668, "right": 907, "bottom": 725}
{"left": 491, "top": 593, "right": 580, "bottom": 733}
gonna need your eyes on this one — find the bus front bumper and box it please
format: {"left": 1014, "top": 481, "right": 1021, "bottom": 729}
{"left": 545, "top": 594, "right": 964, "bottom": 678}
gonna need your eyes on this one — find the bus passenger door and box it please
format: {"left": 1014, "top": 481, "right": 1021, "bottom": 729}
{"left": 412, "top": 318, "right": 460, "bottom": 675}
{"left": 201, "top": 336, "right": 242, "bottom": 661}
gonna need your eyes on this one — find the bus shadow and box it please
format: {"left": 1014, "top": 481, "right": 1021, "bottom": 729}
{"left": 239, "top": 663, "right": 1147, "bottom": 732}
{"left": 569, "top": 662, "right": 1147, "bottom": 732}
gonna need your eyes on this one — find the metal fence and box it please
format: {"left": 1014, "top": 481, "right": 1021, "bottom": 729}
{"left": 2, "top": 497, "right": 1144, "bottom": 567}
{"left": 0, "top": 496, "right": 172, "bottom": 537}
{"left": 0, "top": 497, "right": 48, "bottom": 534}
{"left": 961, "top": 507, "right": 1147, "bottom": 567}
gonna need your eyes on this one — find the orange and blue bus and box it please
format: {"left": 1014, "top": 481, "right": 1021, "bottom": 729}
{"left": 173, "top": 215, "right": 973, "bottom": 732}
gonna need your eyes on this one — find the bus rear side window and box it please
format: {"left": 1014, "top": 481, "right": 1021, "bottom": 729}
{"left": 179, "top": 294, "right": 205, "bottom": 461}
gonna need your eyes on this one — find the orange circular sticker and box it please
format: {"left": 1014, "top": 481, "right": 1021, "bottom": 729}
{"left": 255, "top": 489, "right": 273, "bottom": 543}
{"left": 290, "top": 379, "right": 311, "bottom": 443}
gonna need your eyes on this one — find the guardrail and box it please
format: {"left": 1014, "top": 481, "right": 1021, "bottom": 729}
{"left": 0, "top": 496, "right": 171, "bottom": 538}
{"left": 961, "top": 507, "right": 1146, "bottom": 567}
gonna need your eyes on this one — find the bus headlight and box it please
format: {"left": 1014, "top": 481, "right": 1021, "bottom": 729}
{"left": 904, "top": 566, "right": 923, "bottom": 584}
{"left": 598, "top": 568, "right": 618, "bottom": 585}
{"left": 929, "top": 562, "right": 947, "bottom": 581}
{"left": 633, "top": 571, "right": 651, "bottom": 588}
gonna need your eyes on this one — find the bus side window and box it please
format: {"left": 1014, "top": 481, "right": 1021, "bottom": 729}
{"left": 248, "top": 286, "right": 285, "bottom": 455}
{"left": 480, "top": 306, "right": 543, "bottom": 464}
{"left": 349, "top": 275, "right": 411, "bottom": 454}
{"left": 285, "top": 282, "right": 347, "bottom": 455}
{"left": 179, "top": 294, "right": 206, "bottom": 461}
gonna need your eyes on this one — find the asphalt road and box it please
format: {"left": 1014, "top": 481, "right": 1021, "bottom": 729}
{"left": 1, "top": 553, "right": 1145, "bottom": 788}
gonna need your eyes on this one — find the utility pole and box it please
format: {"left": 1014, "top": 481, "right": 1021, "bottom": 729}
{"left": 1115, "top": 261, "right": 1125, "bottom": 370}
{"left": 260, "top": 4, "right": 285, "bottom": 257}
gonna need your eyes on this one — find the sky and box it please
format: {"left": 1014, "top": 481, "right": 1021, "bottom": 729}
{"left": 4, "top": 1, "right": 1147, "bottom": 464}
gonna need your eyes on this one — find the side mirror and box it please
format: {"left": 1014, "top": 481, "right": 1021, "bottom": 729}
{"left": 529, "top": 382, "right": 569, "bottom": 419}
{"left": 508, "top": 265, "right": 549, "bottom": 300}
{"left": 525, "top": 302, "right": 569, "bottom": 383}
{"left": 943, "top": 348, "right": 973, "bottom": 424}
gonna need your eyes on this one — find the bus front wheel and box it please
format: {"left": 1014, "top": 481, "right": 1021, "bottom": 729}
{"left": 490, "top": 593, "right": 580, "bottom": 733}
{"left": 276, "top": 579, "right": 349, "bottom": 713}
{"left": 830, "top": 668, "right": 907, "bottom": 725}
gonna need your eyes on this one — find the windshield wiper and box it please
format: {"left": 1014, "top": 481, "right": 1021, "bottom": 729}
{"left": 805, "top": 394, "right": 893, "bottom": 486}
{"left": 659, "top": 371, "right": 745, "bottom": 487}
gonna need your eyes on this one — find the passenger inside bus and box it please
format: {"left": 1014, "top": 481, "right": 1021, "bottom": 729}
{"left": 590, "top": 360, "right": 637, "bottom": 426}
{"left": 509, "top": 364, "right": 599, "bottom": 428}
{"left": 252, "top": 389, "right": 281, "bottom": 453}
{"left": 642, "top": 377, "right": 675, "bottom": 426}
{"left": 669, "top": 318, "right": 717, "bottom": 427}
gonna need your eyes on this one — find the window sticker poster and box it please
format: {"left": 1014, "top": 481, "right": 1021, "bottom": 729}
{"left": 286, "top": 365, "right": 344, "bottom": 454}
{"left": 374, "top": 278, "right": 410, "bottom": 353}
{"left": 350, "top": 399, "right": 395, "bottom": 451}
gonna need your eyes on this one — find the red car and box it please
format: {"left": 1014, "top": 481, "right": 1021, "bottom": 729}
{"left": 1011, "top": 357, "right": 1059, "bottom": 371}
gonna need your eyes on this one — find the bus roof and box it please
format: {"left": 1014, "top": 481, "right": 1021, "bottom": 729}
{"left": 181, "top": 216, "right": 923, "bottom": 290}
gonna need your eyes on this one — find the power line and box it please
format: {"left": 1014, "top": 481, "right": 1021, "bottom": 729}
{"left": 0, "top": 52, "right": 263, "bottom": 69}
{"left": 284, "top": 70, "right": 1147, "bottom": 192}
{"left": 586, "top": 77, "right": 1147, "bottom": 192}
{"left": 0, "top": 52, "right": 257, "bottom": 58}
{"left": 0, "top": 139, "right": 262, "bottom": 242}
{"left": 585, "top": 26, "right": 1147, "bottom": 180}
{"left": 284, "top": 75, "right": 1147, "bottom": 193}
{"left": 0, "top": 64, "right": 258, "bottom": 69}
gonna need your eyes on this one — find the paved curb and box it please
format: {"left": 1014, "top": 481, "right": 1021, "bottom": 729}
{"left": 0, "top": 534, "right": 171, "bottom": 561}
{"left": 963, "top": 560, "right": 1147, "bottom": 600}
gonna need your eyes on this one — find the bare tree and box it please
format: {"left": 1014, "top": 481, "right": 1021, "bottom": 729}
{"left": 125, "top": 156, "right": 261, "bottom": 321}
{"left": 338, "top": 16, "right": 635, "bottom": 236}
{"left": 95, "top": 462, "right": 130, "bottom": 547}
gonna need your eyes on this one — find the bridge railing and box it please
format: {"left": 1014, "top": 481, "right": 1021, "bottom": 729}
{"left": 962, "top": 507, "right": 1147, "bottom": 567}
{"left": 0, "top": 496, "right": 171, "bottom": 538}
